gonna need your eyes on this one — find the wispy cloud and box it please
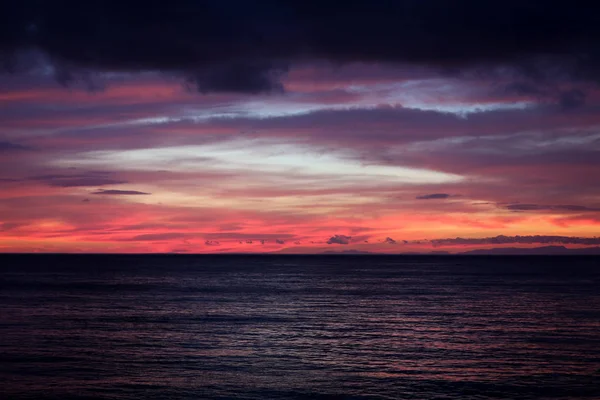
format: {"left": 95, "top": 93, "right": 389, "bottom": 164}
{"left": 506, "top": 204, "right": 600, "bottom": 212}
{"left": 92, "top": 189, "right": 150, "bottom": 195}
{"left": 416, "top": 193, "right": 452, "bottom": 200}
{"left": 126, "top": 233, "right": 190, "bottom": 241}
{"left": 30, "top": 172, "right": 127, "bottom": 188}
{"left": 0, "top": 141, "right": 31, "bottom": 152}
{"left": 430, "top": 235, "right": 600, "bottom": 247}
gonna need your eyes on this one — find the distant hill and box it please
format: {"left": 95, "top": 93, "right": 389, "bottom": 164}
{"left": 318, "top": 246, "right": 600, "bottom": 255}
{"left": 322, "top": 250, "right": 373, "bottom": 255}
{"left": 458, "top": 246, "right": 600, "bottom": 255}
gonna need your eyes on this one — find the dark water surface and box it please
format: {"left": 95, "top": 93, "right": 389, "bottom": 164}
{"left": 1, "top": 255, "right": 599, "bottom": 399}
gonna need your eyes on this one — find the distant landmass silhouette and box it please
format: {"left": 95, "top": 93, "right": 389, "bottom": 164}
{"left": 322, "top": 250, "right": 373, "bottom": 255}
{"left": 458, "top": 245, "right": 600, "bottom": 255}
{"left": 321, "top": 246, "right": 600, "bottom": 255}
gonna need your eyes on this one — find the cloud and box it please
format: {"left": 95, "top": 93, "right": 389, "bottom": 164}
{"left": 205, "top": 240, "right": 220, "bottom": 246}
{"left": 506, "top": 204, "right": 600, "bottom": 212}
{"left": 383, "top": 237, "right": 397, "bottom": 244}
{"left": 430, "top": 235, "right": 600, "bottom": 247}
{"left": 1, "top": 222, "right": 23, "bottom": 231}
{"left": 92, "top": 189, "right": 150, "bottom": 195}
{"left": 126, "top": 233, "right": 191, "bottom": 241}
{"left": 416, "top": 193, "right": 452, "bottom": 200}
{"left": 0, "top": 141, "right": 30, "bottom": 152}
{"left": 4, "top": 1, "right": 600, "bottom": 93}
{"left": 51, "top": 178, "right": 128, "bottom": 187}
{"left": 327, "top": 234, "right": 352, "bottom": 245}
{"left": 559, "top": 89, "right": 587, "bottom": 110}
{"left": 202, "top": 232, "right": 295, "bottom": 241}
{"left": 82, "top": 198, "right": 90, "bottom": 203}
{"left": 276, "top": 239, "right": 285, "bottom": 244}
{"left": 503, "top": 83, "right": 589, "bottom": 109}
{"left": 30, "top": 172, "right": 127, "bottom": 187}
{"left": 188, "top": 62, "right": 287, "bottom": 94}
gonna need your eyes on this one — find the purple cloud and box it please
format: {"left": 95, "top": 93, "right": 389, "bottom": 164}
{"left": 506, "top": 204, "right": 600, "bottom": 212}
{"left": 30, "top": 172, "right": 127, "bottom": 188}
{"left": 416, "top": 193, "right": 452, "bottom": 200}
{"left": 92, "top": 189, "right": 150, "bottom": 195}
{"left": 0, "top": 141, "right": 30, "bottom": 152}
{"left": 430, "top": 235, "right": 600, "bottom": 247}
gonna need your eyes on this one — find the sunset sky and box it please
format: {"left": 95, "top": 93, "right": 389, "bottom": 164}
{"left": 1, "top": 1, "right": 599, "bottom": 253}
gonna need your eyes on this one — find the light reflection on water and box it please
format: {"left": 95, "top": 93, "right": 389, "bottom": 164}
{"left": 1, "top": 255, "right": 599, "bottom": 399}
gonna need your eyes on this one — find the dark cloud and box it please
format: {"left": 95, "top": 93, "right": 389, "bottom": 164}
{"left": 276, "top": 239, "right": 285, "bottom": 244}
{"left": 558, "top": 89, "right": 587, "bottom": 110}
{"left": 187, "top": 62, "right": 287, "bottom": 94}
{"left": 506, "top": 204, "right": 553, "bottom": 211}
{"left": 30, "top": 172, "right": 127, "bottom": 187}
{"left": 0, "top": 141, "right": 30, "bottom": 152}
{"left": 383, "top": 237, "right": 397, "bottom": 245}
{"left": 503, "top": 83, "right": 589, "bottom": 109}
{"left": 431, "top": 235, "right": 600, "bottom": 246}
{"left": 48, "top": 178, "right": 127, "bottom": 187}
{"left": 327, "top": 234, "right": 352, "bottom": 245}
{"left": 506, "top": 204, "right": 600, "bottom": 212}
{"left": 416, "top": 193, "right": 452, "bottom": 200}
{"left": 3, "top": 1, "right": 600, "bottom": 93}
{"left": 504, "top": 82, "right": 546, "bottom": 97}
{"left": 205, "top": 240, "right": 220, "bottom": 246}
{"left": 92, "top": 189, "right": 150, "bottom": 195}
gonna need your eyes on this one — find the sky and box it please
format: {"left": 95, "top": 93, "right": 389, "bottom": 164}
{"left": 0, "top": 1, "right": 600, "bottom": 253}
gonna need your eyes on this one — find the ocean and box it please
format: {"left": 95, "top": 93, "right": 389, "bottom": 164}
{"left": 1, "top": 254, "right": 599, "bottom": 399}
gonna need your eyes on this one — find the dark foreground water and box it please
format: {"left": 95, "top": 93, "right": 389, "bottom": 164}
{"left": 1, "top": 255, "right": 600, "bottom": 400}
